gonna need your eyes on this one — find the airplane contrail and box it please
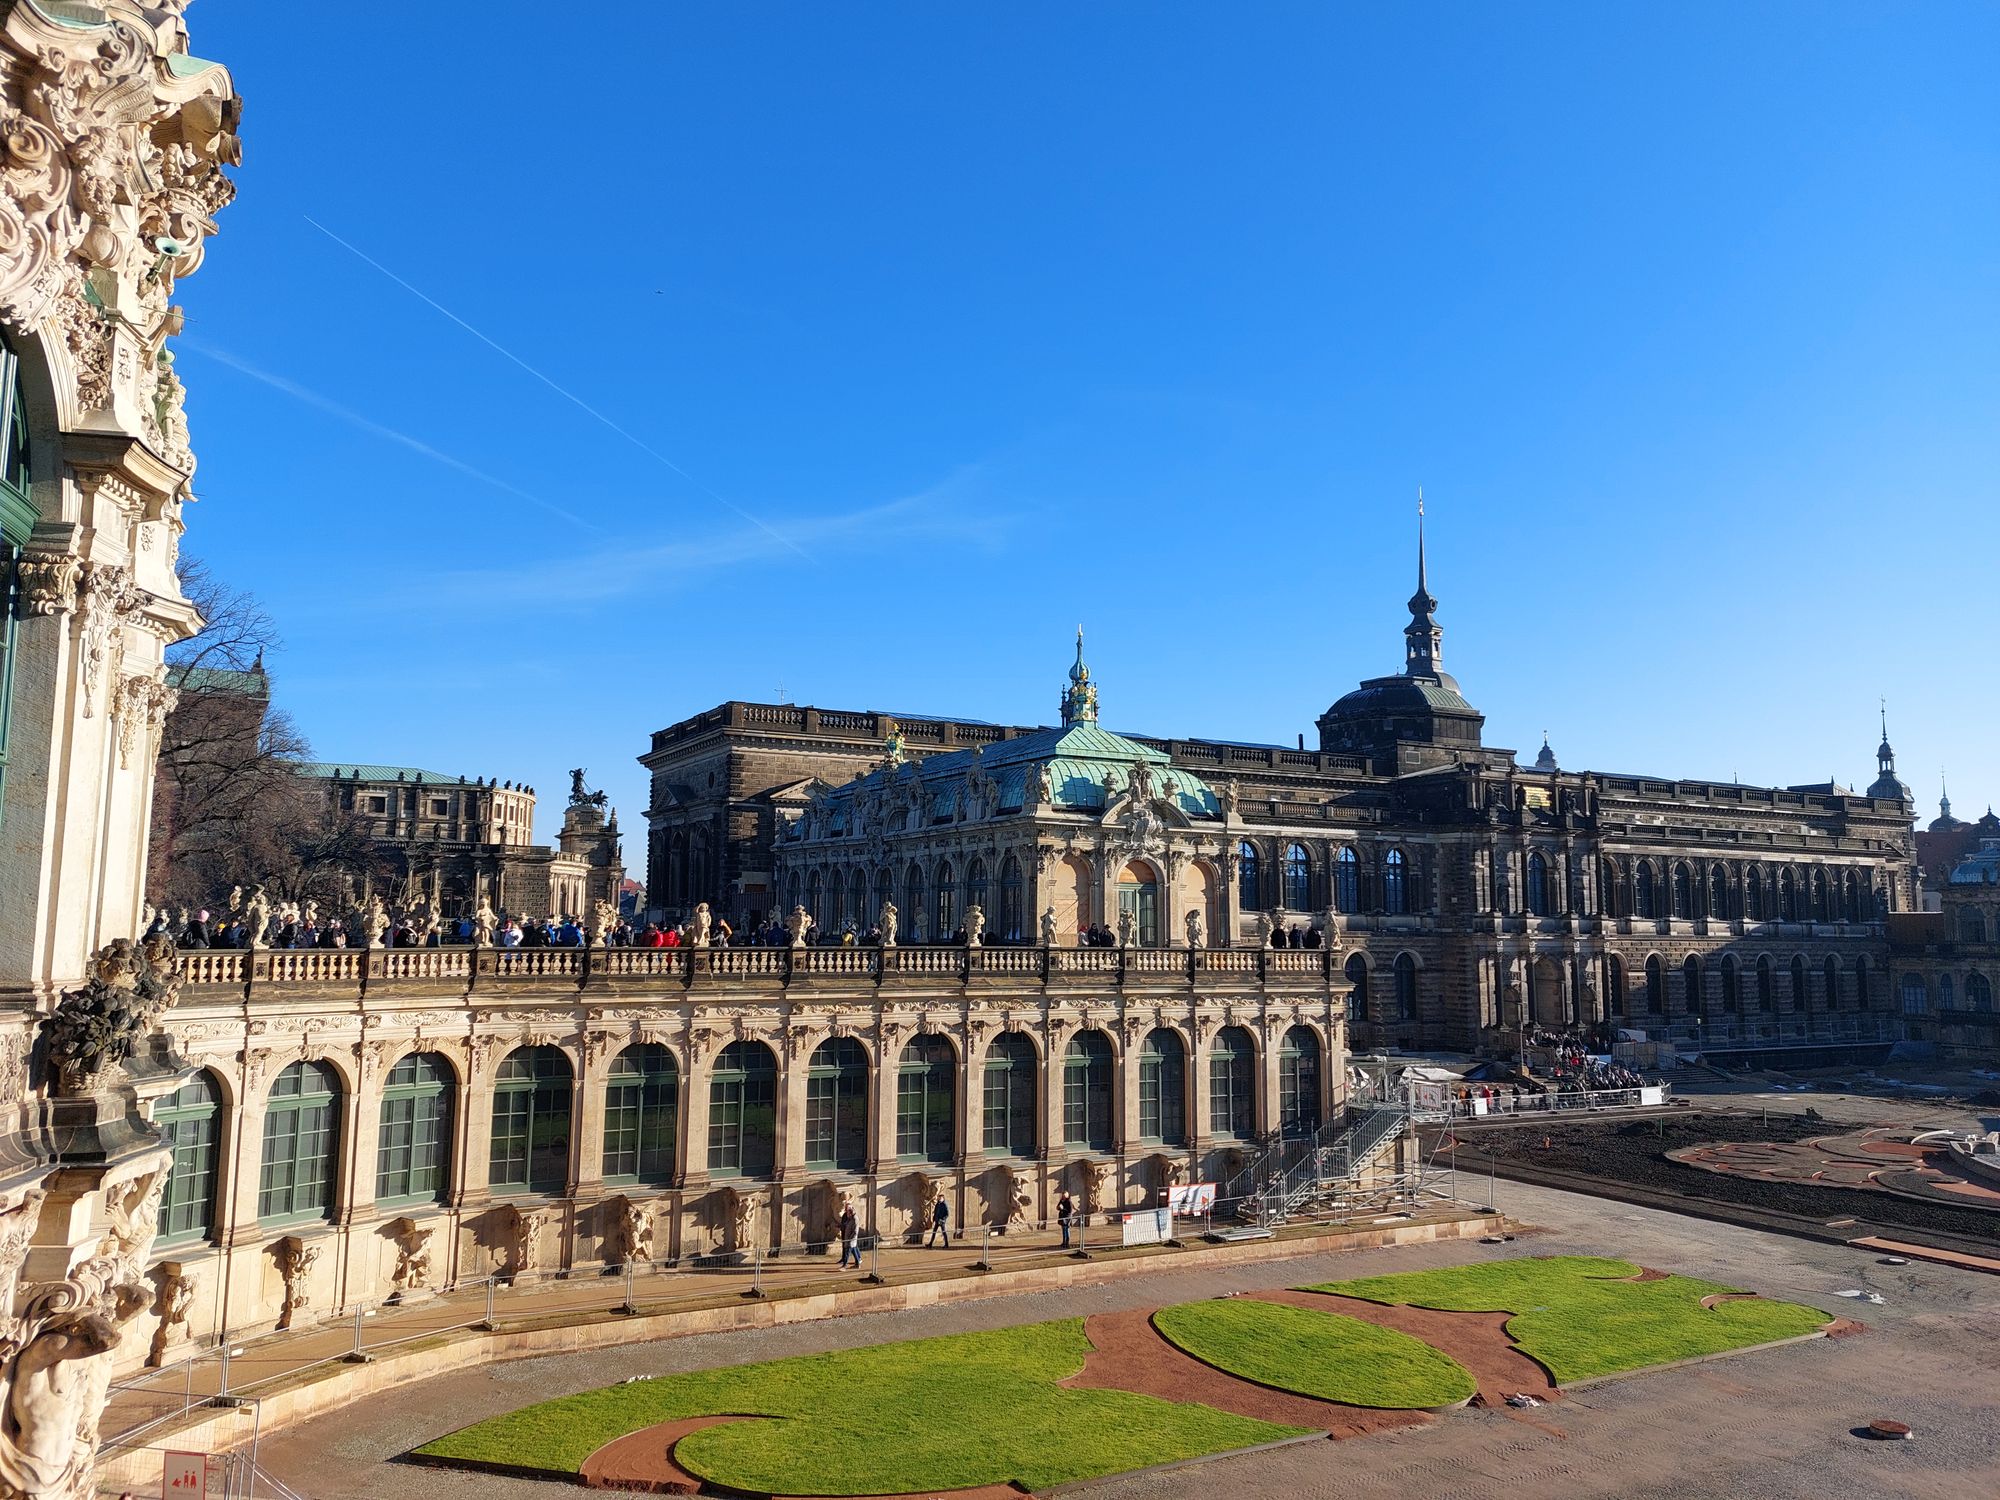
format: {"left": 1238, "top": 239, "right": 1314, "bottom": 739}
{"left": 303, "top": 214, "right": 808, "bottom": 558}
{"left": 185, "top": 341, "right": 607, "bottom": 534}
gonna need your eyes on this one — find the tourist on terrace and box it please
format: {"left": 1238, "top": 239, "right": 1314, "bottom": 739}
{"left": 928, "top": 1195, "right": 950, "bottom": 1248}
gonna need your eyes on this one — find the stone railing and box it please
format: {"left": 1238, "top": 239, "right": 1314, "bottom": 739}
{"left": 171, "top": 942, "right": 1350, "bottom": 996}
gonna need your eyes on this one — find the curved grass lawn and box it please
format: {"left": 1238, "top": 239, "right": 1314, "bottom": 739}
{"left": 1153, "top": 1298, "right": 1476, "bottom": 1408}
{"left": 1310, "top": 1255, "right": 1829, "bottom": 1383}
{"left": 414, "top": 1318, "right": 1304, "bottom": 1495}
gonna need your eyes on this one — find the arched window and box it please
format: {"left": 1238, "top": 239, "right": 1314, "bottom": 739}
{"left": 934, "top": 861, "right": 957, "bottom": 939}
{"left": 1279, "top": 1025, "right": 1321, "bottom": 1137}
{"left": 966, "top": 858, "right": 989, "bottom": 922}
{"left": 785, "top": 872, "right": 802, "bottom": 915}
{"left": 1939, "top": 973, "right": 1954, "bottom": 1009}
{"left": 1721, "top": 955, "right": 1740, "bottom": 1013}
{"left": 1779, "top": 868, "right": 1798, "bottom": 923}
{"left": 850, "top": 868, "right": 869, "bottom": 929}
{"left": 1208, "top": 1026, "right": 1255, "bottom": 1139}
{"left": 1745, "top": 866, "right": 1765, "bottom": 921}
{"left": 1682, "top": 955, "right": 1702, "bottom": 1016}
{"left": 1117, "top": 861, "right": 1161, "bottom": 947}
{"left": 1968, "top": 972, "right": 1993, "bottom": 1012}
{"left": 1383, "top": 849, "right": 1409, "bottom": 915}
{"left": 1899, "top": 972, "right": 1927, "bottom": 1014}
{"left": 1525, "top": 852, "right": 1551, "bottom": 917}
{"left": 1063, "top": 1030, "right": 1114, "bottom": 1152}
{"left": 1138, "top": 1029, "right": 1186, "bottom": 1146}
{"left": 603, "top": 1043, "right": 678, "bottom": 1185}
{"left": 1394, "top": 951, "right": 1418, "bottom": 1020}
{"left": 1345, "top": 952, "right": 1370, "bottom": 1022}
{"left": 982, "top": 1033, "right": 1037, "bottom": 1156}
{"left": 1708, "top": 864, "right": 1730, "bottom": 920}
{"left": 1672, "top": 863, "right": 1694, "bottom": 920}
{"left": 806, "top": 870, "right": 824, "bottom": 931}
{"left": 158, "top": 1072, "right": 222, "bottom": 1244}
{"left": 804, "top": 1037, "right": 867, "bottom": 1172}
{"left": 1822, "top": 956, "right": 1840, "bottom": 1012}
{"left": 875, "top": 867, "right": 893, "bottom": 925}
{"left": 1810, "top": 869, "right": 1829, "bottom": 921}
{"left": 708, "top": 1040, "right": 777, "bottom": 1177}
{"left": 1237, "top": 842, "right": 1261, "bottom": 912}
{"left": 1335, "top": 846, "right": 1360, "bottom": 914}
{"left": 903, "top": 863, "right": 925, "bottom": 941}
{"left": 1634, "top": 863, "right": 1657, "bottom": 920}
{"left": 1608, "top": 956, "right": 1626, "bottom": 1017}
{"left": 1757, "top": 956, "right": 1775, "bottom": 1012}
{"left": 377, "top": 1053, "right": 453, "bottom": 1206}
{"left": 490, "top": 1046, "right": 572, "bottom": 1195}
{"left": 259, "top": 1060, "right": 342, "bottom": 1223}
{"left": 999, "top": 855, "right": 1024, "bottom": 941}
{"left": 0, "top": 337, "right": 35, "bottom": 821}
{"left": 1283, "top": 843, "right": 1312, "bottom": 911}
{"left": 897, "top": 1035, "right": 956, "bottom": 1163}
{"left": 1790, "top": 955, "right": 1808, "bottom": 1011}
{"left": 1644, "top": 955, "right": 1666, "bottom": 1014}
{"left": 1960, "top": 912, "right": 1988, "bottom": 945}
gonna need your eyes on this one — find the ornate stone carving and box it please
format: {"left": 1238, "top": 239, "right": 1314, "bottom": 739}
{"left": 386, "top": 1220, "right": 433, "bottom": 1299}
{"left": 145, "top": 1265, "right": 193, "bottom": 1369}
{"left": 610, "top": 1198, "right": 653, "bottom": 1267}
{"left": 1184, "top": 908, "right": 1203, "bottom": 949}
{"left": 877, "top": 900, "right": 897, "bottom": 948}
{"left": 38, "top": 936, "right": 180, "bottom": 1095}
{"left": 12, "top": 551, "right": 78, "bottom": 619}
{"left": 272, "top": 1237, "right": 317, "bottom": 1332}
{"left": 471, "top": 894, "right": 497, "bottom": 948}
{"left": 113, "top": 670, "right": 176, "bottom": 770}
{"left": 963, "top": 903, "right": 985, "bottom": 947}
{"left": 784, "top": 904, "right": 813, "bottom": 948}
{"left": 72, "top": 564, "right": 134, "bottom": 720}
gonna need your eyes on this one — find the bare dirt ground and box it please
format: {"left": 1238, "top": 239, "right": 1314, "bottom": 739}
{"left": 247, "top": 1165, "right": 2000, "bottom": 1500}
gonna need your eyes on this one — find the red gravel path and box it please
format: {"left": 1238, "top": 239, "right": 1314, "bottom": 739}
{"left": 1254, "top": 1289, "right": 1562, "bottom": 1407}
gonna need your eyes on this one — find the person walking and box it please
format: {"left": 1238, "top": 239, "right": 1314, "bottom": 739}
{"left": 838, "top": 1200, "right": 861, "bottom": 1269}
{"left": 927, "top": 1194, "right": 950, "bottom": 1248}
{"left": 1056, "top": 1191, "right": 1075, "bottom": 1249}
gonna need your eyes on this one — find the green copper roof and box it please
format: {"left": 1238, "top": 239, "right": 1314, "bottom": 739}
{"left": 296, "top": 762, "right": 477, "bottom": 786}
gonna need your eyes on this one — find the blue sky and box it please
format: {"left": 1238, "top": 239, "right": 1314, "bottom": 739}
{"left": 177, "top": 3, "right": 1998, "bottom": 841}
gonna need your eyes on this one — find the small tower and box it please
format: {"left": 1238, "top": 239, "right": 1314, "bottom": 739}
{"left": 1867, "top": 702, "right": 1910, "bottom": 802}
{"left": 1534, "top": 732, "right": 1559, "bottom": 773}
{"left": 1060, "top": 626, "right": 1099, "bottom": 727}
{"left": 1404, "top": 496, "right": 1444, "bottom": 680}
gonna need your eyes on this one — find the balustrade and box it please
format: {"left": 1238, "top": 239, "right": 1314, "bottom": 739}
{"left": 267, "top": 950, "right": 361, "bottom": 985}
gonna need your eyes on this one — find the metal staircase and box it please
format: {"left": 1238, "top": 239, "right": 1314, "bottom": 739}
{"left": 1221, "top": 1100, "right": 1411, "bottom": 1228}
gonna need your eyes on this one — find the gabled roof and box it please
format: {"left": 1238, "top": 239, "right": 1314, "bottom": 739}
{"left": 297, "top": 762, "right": 474, "bottom": 786}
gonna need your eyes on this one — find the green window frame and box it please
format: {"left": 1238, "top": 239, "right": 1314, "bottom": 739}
{"left": 1137, "top": 1028, "right": 1186, "bottom": 1146}
{"left": 376, "top": 1053, "right": 452, "bottom": 1206}
{"left": 895, "top": 1035, "right": 955, "bottom": 1163}
{"left": 1207, "top": 1026, "right": 1255, "bottom": 1140}
{"left": 0, "top": 336, "right": 37, "bottom": 828}
{"left": 488, "top": 1046, "right": 572, "bottom": 1195}
{"left": 803, "top": 1037, "right": 867, "bottom": 1172}
{"left": 706, "top": 1040, "right": 776, "bottom": 1178}
{"left": 257, "top": 1060, "right": 340, "bottom": 1224}
{"left": 158, "top": 1072, "right": 222, "bottom": 1243}
{"left": 981, "top": 1032, "right": 1036, "bottom": 1156}
{"left": 1278, "top": 1025, "right": 1320, "bottom": 1137}
{"left": 602, "top": 1043, "right": 678, "bottom": 1185}
{"left": 1062, "top": 1030, "right": 1114, "bottom": 1152}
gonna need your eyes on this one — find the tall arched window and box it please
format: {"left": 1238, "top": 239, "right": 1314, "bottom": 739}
{"left": 982, "top": 1033, "right": 1037, "bottom": 1156}
{"left": 158, "top": 1072, "right": 222, "bottom": 1244}
{"left": 1237, "top": 842, "right": 1261, "bottom": 912}
{"left": 875, "top": 867, "right": 893, "bottom": 925}
{"left": 1822, "top": 956, "right": 1841, "bottom": 1012}
{"left": 1208, "top": 1026, "right": 1255, "bottom": 1139}
{"left": 708, "top": 1040, "right": 777, "bottom": 1177}
{"left": 1608, "top": 956, "right": 1626, "bottom": 1017}
{"left": 897, "top": 1036, "right": 956, "bottom": 1163}
{"left": 966, "top": 858, "right": 989, "bottom": 922}
{"left": 490, "top": 1046, "right": 572, "bottom": 1195}
{"left": 1283, "top": 843, "right": 1312, "bottom": 911}
{"left": 377, "top": 1053, "right": 453, "bottom": 1206}
{"left": 903, "top": 863, "right": 925, "bottom": 941}
{"left": 1279, "top": 1025, "right": 1321, "bottom": 1137}
{"left": 1635, "top": 863, "right": 1657, "bottom": 919}
{"left": 1757, "top": 956, "right": 1775, "bottom": 1012}
{"left": 1335, "top": 847, "right": 1360, "bottom": 914}
{"left": 934, "top": 860, "right": 957, "bottom": 938}
{"left": 1790, "top": 955, "right": 1809, "bottom": 1011}
{"left": 259, "top": 1060, "right": 341, "bottom": 1223}
{"left": 1672, "top": 863, "right": 1694, "bottom": 920}
{"left": 806, "top": 870, "right": 824, "bottom": 931}
{"left": 1966, "top": 972, "right": 1992, "bottom": 1012}
{"left": 1721, "top": 955, "right": 1740, "bottom": 1013}
{"left": 1810, "top": 869, "right": 1829, "bottom": 921}
{"left": 999, "top": 855, "right": 1024, "bottom": 941}
{"left": 1745, "top": 866, "right": 1765, "bottom": 921}
{"left": 804, "top": 1037, "right": 868, "bottom": 1172}
{"left": 1394, "top": 951, "right": 1418, "bottom": 1020}
{"left": 1682, "top": 955, "right": 1702, "bottom": 1017}
{"left": 1138, "top": 1029, "right": 1186, "bottom": 1146}
{"left": 1779, "top": 868, "right": 1798, "bottom": 922}
{"left": 1900, "top": 973, "right": 1928, "bottom": 1014}
{"left": 1709, "top": 864, "right": 1730, "bottom": 919}
{"left": 1383, "top": 849, "right": 1409, "bottom": 915}
{"left": 1345, "top": 952, "right": 1370, "bottom": 1022}
{"left": 1525, "top": 852, "right": 1551, "bottom": 917}
{"left": 1644, "top": 955, "right": 1666, "bottom": 1013}
{"left": 603, "top": 1044, "right": 678, "bottom": 1185}
{"left": 0, "top": 336, "right": 35, "bottom": 826}
{"left": 1063, "top": 1030, "right": 1114, "bottom": 1152}
{"left": 1939, "top": 973, "right": 1954, "bottom": 1009}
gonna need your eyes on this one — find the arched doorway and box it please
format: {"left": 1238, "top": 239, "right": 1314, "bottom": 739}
{"left": 1529, "top": 956, "right": 1565, "bottom": 1026}
{"left": 1049, "top": 854, "right": 1092, "bottom": 946}
{"left": 1117, "top": 860, "right": 1161, "bottom": 947}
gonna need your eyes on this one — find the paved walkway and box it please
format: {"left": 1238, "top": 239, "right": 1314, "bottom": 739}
{"left": 215, "top": 1173, "right": 2000, "bottom": 1500}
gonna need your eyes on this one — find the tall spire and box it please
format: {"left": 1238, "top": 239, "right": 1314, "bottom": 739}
{"left": 1060, "top": 625, "right": 1099, "bottom": 726}
{"left": 1941, "top": 770, "right": 1953, "bottom": 823}
{"left": 1404, "top": 488, "right": 1443, "bottom": 679}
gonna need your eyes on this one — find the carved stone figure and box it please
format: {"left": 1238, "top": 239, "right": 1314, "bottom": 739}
{"left": 1221, "top": 780, "right": 1240, "bottom": 818}
{"left": 964, "top": 904, "right": 985, "bottom": 947}
{"left": 490, "top": 1204, "right": 543, "bottom": 1279}
{"left": 1040, "top": 907, "right": 1058, "bottom": 947}
{"left": 1035, "top": 763, "right": 1055, "bottom": 805}
{"left": 241, "top": 884, "right": 270, "bottom": 949}
{"left": 1128, "top": 760, "right": 1157, "bottom": 804}
{"left": 1146, "top": 1153, "right": 1184, "bottom": 1201}
{"left": 690, "top": 902, "right": 712, "bottom": 948}
{"left": 144, "top": 1267, "right": 192, "bottom": 1369}
{"left": 611, "top": 1198, "right": 652, "bottom": 1266}
{"left": 588, "top": 899, "right": 616, "bottom": 948}
{"left": 722, "top": 1187, "right": 761, "bottom": 1254}
{"left": 388, "top": 1220, "right": 433, "bottom": 1299}
{"left": 1254, "top": 912, "right": 1272, "bottom": 947}
{"left": 785, "top": 905, "right": 813, "bottom": 949}
{"left": 1116, "top": 908, "right": 1135, "bottom": 948}
{"left": 302, "top": 899, "right": 319, "bottom": 930}
{"left": 472, "top": 895, "right": 498, "bottom": 947}
{"left": 991, "top": 1164, "right": 1033, "bottom": 1232}
{"left": 1184, "top": 909, "right": 1204, "bottom": 949}
{"left": 362, "top": 895, "right": 389, "bottom": 950}
{"left": 877, "top": 900, "right": 898, "bottom": 948}
{"left": 1078, "top": 1160, "right": 1113, "bottom": 1221}
{"left": 39, "top": 938, "right": 181, "bottom": 1095}
{"left": 273, "top": 1237, "right": 318, "bottom": 1332}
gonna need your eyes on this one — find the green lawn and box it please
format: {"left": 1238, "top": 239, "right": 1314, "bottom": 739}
{"left": 1309, "top": 1255, "right": 1830, "bottom": 1382}
{"left": 1153, "top": 1298, "right": 1476, "bottom": 1408}
{"left": 415, "top": 1318, "right": 1305, "bottom": 1495}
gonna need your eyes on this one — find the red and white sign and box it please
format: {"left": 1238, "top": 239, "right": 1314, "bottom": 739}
{"left": 1166, "top": 1183, "right": 1217, "bottom": 1216}
{"left": 163, "top": 1451, "right": 206, "bottom": 1496}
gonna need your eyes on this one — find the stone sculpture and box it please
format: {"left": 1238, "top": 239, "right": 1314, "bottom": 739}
{"left": 1035, "top": 763, "right": 1054, "bottom": 805}
{"left": 472, "top": 895, "right": 498, "bottom": 947}
{"left": 690, "top": 903, "right": 712, "bottom": 948}
{"left": 589, "top": 899, "right": 616, "bottom": 948}
{"left": 877, "top": 900, "right": 898, "bottom": 948}
{"left": 1116, "top": 908, "right": 1135, "bottom": 948}
{"left": 39, "top": 938, "right": 181, "bottom": 1095}
{"left": 241, "top": 885, "right": 270, "bottom": 949}
{"left": 611, "top": 1199, "right": 652, "bottom": 1267}
{"left": 964, "top": 904, "right": 985, "bottom": 947}
{"left": 273, "top": 1237, "right": 317, "bottom": 1332}
{"left": 1040, "top": 907, "right": 1058, "bottom": 947}
{"left": 785, "top": 905, "right": 813, "bottom": 949}
{"left": 362, "top": 895, "right": 389, "bottom": 950}
{"left": 1185, "top": 909, "right": 1204, "bottom": 950}
{"left": 388, "top": 1220, "right": 433, "bottom": 1300}
{"left": 145, "top": 1267, "right": 193, "bottom": 1368}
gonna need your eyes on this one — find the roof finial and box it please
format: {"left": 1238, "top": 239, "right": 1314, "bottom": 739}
{"left": 1404, "top": 490, "right": 1442, "bottom": 678}
{"left": 1061, "top": 627, "right": 1098, "bottom": 726}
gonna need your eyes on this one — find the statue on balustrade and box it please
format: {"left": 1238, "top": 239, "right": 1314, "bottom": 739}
{"left": 877, "top": 900, "right": 898, "bottom": 948}
{"left": 785, "top": 905, "right": 813, "bottom": 949}
{"left": 1040, "top": 908, "right": 1058, "bottom": 947}
{"left": 1184, "top": 909, "right": 1203, "bottom": 950}
{"left": 690, "top": 903, "right": 712, "bottom": 948}
{"left": 964, "top": 904, "right": 985, "bottom": 947}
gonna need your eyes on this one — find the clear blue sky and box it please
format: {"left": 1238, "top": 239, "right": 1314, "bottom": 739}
{"left": 177, "top": 3, "right": 1998, "bottom": 841}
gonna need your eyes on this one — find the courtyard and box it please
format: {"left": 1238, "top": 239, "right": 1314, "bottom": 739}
{"left": 235, "top": 1179, "right": 1999, "bottom": 1500}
